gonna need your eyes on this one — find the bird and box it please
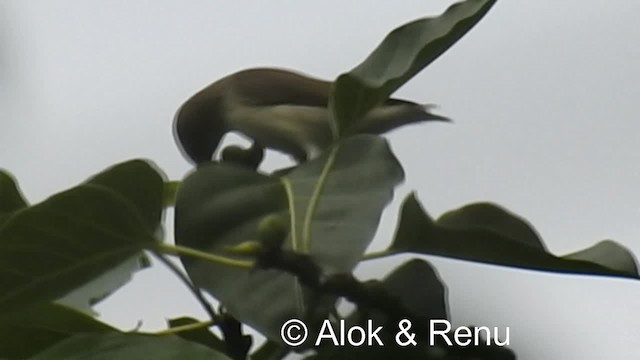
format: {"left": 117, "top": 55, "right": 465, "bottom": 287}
{"left": 173, "top": 67, "right": 449, "bottom": 165}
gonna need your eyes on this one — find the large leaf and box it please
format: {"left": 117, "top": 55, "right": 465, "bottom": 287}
{"left": 55, "top": 160, "right": 163, "bottom": 312}
{"left": 28, "top": 333, "right": 232, "bottom": 360}
{"left": 0, "top": 160, "right": 163, "bottom": 314}
{"left": 284, "top": 136, "right": 404, "bottom": 273}
{"left": 437, "top": 202, "right": 546, "bottom": 251}
{"left": 0, "top": 303, "right": 115, "bottom": 359}
{"left": 56, "top": 255, "right": 150, "bottom": 314}
{"left": 175, "top": 135, "right": 403, "bottom": 341}
{"left": 563, "top": 240, "right": 638, "bottom": 275}
{"left": 388, "top": 194, "right": 639, "bottom": 279}
{"left": 377, "top": 259, "right": 448, "bottom": 321}
{"left": 305, "top": 259, "right": 515, "bottom": 360}
{"left": 312, "top": 260, "right": 449, "bottom": 360}
{"left": 345, "top": 259, "right": 449, "bottom": 340}
{"left": 331, "top": 0, "right": 497, "bottom": 134}
{"left": 0, "top": 170, "right": 28, "bottom": 226}
{"left": 86, "top": 159, "right": 165, "bottom": 232}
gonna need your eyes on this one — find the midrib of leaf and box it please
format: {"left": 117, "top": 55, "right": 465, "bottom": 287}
{"left": 280, "top": 145, "right": 340, "bottom": 253}
{"left": 280, "top": 179, "right": 298, "bottom": 251}
{"left": 279, "top": 145, "right": 339, "bottom": 316}
{"left": 278, "top": 177, "right": 305, "bottom": 314}
{"left": 301, "top": 146, "right": 339, "bottom": 253}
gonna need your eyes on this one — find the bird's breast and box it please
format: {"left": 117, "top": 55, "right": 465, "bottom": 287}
{"left": 226, "top": 100, "right": 334, "bottom": 160}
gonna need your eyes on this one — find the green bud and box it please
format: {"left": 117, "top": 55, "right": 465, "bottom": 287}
{"left": 224, "top": 241, "right": 262, "bottom": 256}
{"left": 257, "top": 214, "right": 288, "bottom": 249}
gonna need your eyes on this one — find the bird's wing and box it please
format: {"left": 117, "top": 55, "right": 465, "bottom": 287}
{"left": 230, "top": 68, "right": 435, "bottom": 110}
{"left": 229, "top": 68, "right": 332, "bottom": 107}
{"left": 384, "top": 98, "right": 420, "bottom": 106}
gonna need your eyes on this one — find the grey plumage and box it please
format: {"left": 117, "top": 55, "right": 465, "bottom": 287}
{"left": 174, "top": 68, "right": 448, "bottom": 164}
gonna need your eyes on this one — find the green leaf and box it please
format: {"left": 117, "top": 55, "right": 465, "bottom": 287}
{"left": 388, "top": 194, "right": 639, "bottom": 279}
{"left": 0, "top": 161, "right": 163, "bottom": 315}
{"left": 0, "top": 169, "right": 28, "bottom": 226}
{"left": 563, "top": 240, "right": 638, "bottom": 275}
{"left": 56, "top": 255, "right": 149, "bottom": 313}
{"left": 28, "top": 333, "right": 232, "bottom": 360}
{"left": 0, "top": 303, "right": 115, "bottom": 359}
{"left": 54, "top": 160, "right": 164, "bottom": 312}
{"left": 440, "top": 205, "right": 636, "bottom": 276}
{"left": 175, "top": 135, "right": 403, "bottom": 341}
{"left": 313, "top": 257, "right": 517, "bottom": 360}
{"left": 437, "top": 202, "right": 546, "bottom": 250}
{"left": 331, "top": 0, "right": 497, "bottom": 134}
{"left": 283, "top": 136, "right": 404, "bottom": 273}
{"left": 87, "top": 159, "right": 165, "bottom": 232}
{"left": 378, "top": 259, "right": 448, "bottom": 321}
{"left": 314, "top": 260, "right": 448, "bottom": 360}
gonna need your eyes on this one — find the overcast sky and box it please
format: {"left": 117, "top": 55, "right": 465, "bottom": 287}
{"left": 2, "top": 1, "right": 639, "bottom": 359}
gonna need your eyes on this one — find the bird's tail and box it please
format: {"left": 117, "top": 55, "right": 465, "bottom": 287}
{"left": 348, "top": 101, "right": 451, "bottom": 135}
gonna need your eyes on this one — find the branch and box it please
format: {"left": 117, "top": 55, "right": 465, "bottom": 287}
{"left": 254, "top": 244, "right": 514, "bottom": 359}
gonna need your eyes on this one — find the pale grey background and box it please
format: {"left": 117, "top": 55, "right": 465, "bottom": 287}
{"left": 1, "top": 1, "right": 639, "bottom": 359}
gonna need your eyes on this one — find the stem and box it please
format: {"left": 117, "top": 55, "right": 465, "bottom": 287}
{"left": 151, "top": 251, "right": 218, "bottom": 322}
{"left": 154, "top": 319, "right": 215, "bottom": 336}
{"left": 156, "top": 243, "right": 254, "bottom": 268}
{"left": 154, "top": 245, "right": 253, "bottom": 360}
{"left": 361, "top": 249, "right": 396, "bottom": 261}
{"left": 163, "top": 180, "right": 181, "bottom": 207}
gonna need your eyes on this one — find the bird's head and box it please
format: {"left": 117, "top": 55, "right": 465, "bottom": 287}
{"left": 173, "top": 87, "right": 227, "bottom": 165}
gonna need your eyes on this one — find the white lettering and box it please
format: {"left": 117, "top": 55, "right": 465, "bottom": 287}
{"left": 315, "top": 320, "right": 338, "bottom": 346}
{"left": 348, "top": 325, "right": 365, "bottom": 346}
{"left": 430, "top": 321, "right": 510, "bottom": 347}
{"left": 454, "top": 326, "right": 472, "bottom": 346}
{"left": 315, "top": 319, "right": 385, "bottom": 346}
{"left": 474, "top": 326, "right": 491, "bottom": 345}
{"left": 494, "top": 326, "right": 510, "bottom": 347}
{"left": 429, "top": 319, "right": 452, "bottom": 346}
{"left": 367, "top": 320, "right": 384, "bottom": 346}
